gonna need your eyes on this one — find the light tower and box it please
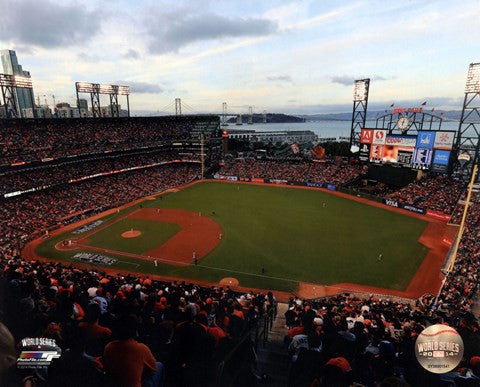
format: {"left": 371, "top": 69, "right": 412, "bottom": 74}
{"left": 453, "top": 63, "right": 480, "bottom": 179}
{"left": 349, "top": 79, "right": 370, "bottom": 149}
{"left": 175, "top": 98, "right": 182, "bottom": 116}
{"left": 248, "top": 106, "right": 253, "bottom": 125}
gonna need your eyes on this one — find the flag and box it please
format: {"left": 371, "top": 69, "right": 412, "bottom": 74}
{"left": 390, "top": 103, "right": 394, "bottom": 107}
{"left": 421, "top": 101, "right": 427, "bottom": 106}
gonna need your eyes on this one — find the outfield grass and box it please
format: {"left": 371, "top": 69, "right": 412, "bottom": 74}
{"left": 36, "top": 182, "right": 429, "bottom": 292}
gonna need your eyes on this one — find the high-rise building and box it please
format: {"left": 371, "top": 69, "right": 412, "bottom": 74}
{"left": 1, "top": 49, "right": 35, "bottom": 117}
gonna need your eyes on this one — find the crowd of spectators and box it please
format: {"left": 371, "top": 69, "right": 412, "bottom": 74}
{"left": 0, "top": 117, "right": 210, "bottom": 165}
{"left": 284, "top": 294, "right": 480, "bottom": 386}
{"left": 0, "top": 151, "right": 199, "bottom": 196}
{"left": 219, "top": 159, "right": 366, "bottom": 186}
{"left": 437, "top": 190, "right": 480, "bottom": 314}
{"left": 0, "top": 254, "right": 275, "bottom": 386}
{"left": 0, "top": 163, "right": 200, "bottom": 263}
{"left": 387, "top": 176, "right": 464, "bottom": 214}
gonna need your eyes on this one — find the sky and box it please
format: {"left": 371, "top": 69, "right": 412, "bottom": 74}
{"left": 0, "top": 0, "right": 479, "bottom": 115}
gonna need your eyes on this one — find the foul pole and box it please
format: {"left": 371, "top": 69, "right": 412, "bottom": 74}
{"left": 200, "top": 133, "right": 205, "bottom": 179}
{"left": 448, "top": 163, "right": 477, "bottom": 273}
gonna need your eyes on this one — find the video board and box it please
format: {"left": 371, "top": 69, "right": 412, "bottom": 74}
{"left": 359, "top": 129, "right": 455, "bottom": 173}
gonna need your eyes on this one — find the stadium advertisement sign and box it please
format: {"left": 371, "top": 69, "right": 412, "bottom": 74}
{"left": 306, "top": 182, "right": 324, "bottom": 188}
{"left": 360, "top": 129, "right": 374, "bottom": 144}
{"left": 372, "top": 130, "right": 387, "bottom": 145}
{"left": 251, "top": 178, "right": 265, "bottom": 183}
{"left": 327, "top": 184, "right": 336, "bottom": 191}
{"left": 385, "top": 135, "right": 417, "bottom": 148}
{"left": 416, "top": 131, "right": 436, "bottom": 149}
{"left": 426, "top": 209, "right": 451, "bottom": 222}
{"left": 431, "top": 150, "right": 451, "bottom": 173}
{"left": 434, "top": 131, "right": 455, "bottom": 150}
{"left": 226, "top": 176, "right": 238, "bottom": 181}
{"left": 359, "top": 143, "right": 370, "bottom": 162}
{"left": 382, "top": 199, "right": 426, "bottom": 214}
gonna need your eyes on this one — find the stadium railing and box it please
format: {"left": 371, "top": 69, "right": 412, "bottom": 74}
{"left": 215, "top": 305, "right": 276, "bottom": 386}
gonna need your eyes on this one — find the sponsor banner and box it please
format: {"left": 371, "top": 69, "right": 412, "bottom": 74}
{"left": 327, "top": 184, "right": 336, "bottom": 191}
{"left": 442, "top": 237, "right": 453, "bottom": 247}
{"left": 402, "top": 204, "right": 425, "bottom": 214}
{"left": 385, "top": 135, "right": 417, "bottom": 148}
{"left": 360, "top": 129, "right": 374, "bottom": 144}
{"left": 433, "top": 149, "right": 451, "bottom": 165}
{"left": 251, "top": 178, "right": 265, "bottom": 183}
{"left": 431, "top": 150, "right": 451, "bottom": 173}
{"left": 72, "top": 252, "right": 117, "bottom": 266}
{"left": 226, "top": 176, "right": 238, "bottom": 181}
{"left": 372, "top": 130, "right": 387, "bottom": 145}
{"left": 306, "top": 182, "right": 324, "bottom": 188}
{"left": 72, "top": 220, "right": 103, "bottom": 235}
{"left": 359, "top": 143, "right": 370, "bottom": 162}
{"left": 416, "top": 131, "right": 436, "bottom": 149}
{"left": 382, "top": 199, "right": 426, "bottom": 214}
{"left": 383, "top": 199, "right": 399, "bottom": 208}
{"left": 270, "top": 179, "right": 288, "bottom": 185}
{"left": 434, "top": 131, "right": 455, "bottom": 150}
{"left": 369, "top": 144, "right": 383, "bottom": 163}
{"left": 413, "top": 148, "right": 433, "bottom": 169}
{"left": 426, "top": 209, "right": 451, "bottom": 222}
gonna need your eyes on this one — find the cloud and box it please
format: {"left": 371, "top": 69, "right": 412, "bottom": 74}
{"left": 123, "top": 49, "right": 140, "bottom": 60}
{"left": 0, "top": 0, "right": 102, "bottom": 48}
{"left": 117, "top": 81, "right": 163, "bottom": 94}
{"left": 267, "top": 75, "right": 293, "bottom": 82}
{"left": 331, "top": 75, "right": 394, "bottom": 86}
{"left": 144, "top": 8, "right": 278, "bottom": 54}
{"left": 77, "top": 52, "right": 100, "bottom": 63}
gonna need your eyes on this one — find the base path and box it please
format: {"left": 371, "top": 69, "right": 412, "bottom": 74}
{"left": 128, "top": 208, "right": 222, "bottom": 265}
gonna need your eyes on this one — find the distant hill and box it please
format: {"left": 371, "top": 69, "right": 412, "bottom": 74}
{"left": 299, "top": 110, "right": 462, "bottom": 121}
{"left": 227, "top": 113, "right": 305, "bottom": 124}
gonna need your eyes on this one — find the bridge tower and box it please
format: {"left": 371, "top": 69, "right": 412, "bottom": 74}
{"left": 222, "top": 102, "right": 228, "bottom": 126}
{"left": 248, "top": 106, "right": 253, "bottom": 125}
{"left": 175, "top": 98, "right": 182, "bottom": 116}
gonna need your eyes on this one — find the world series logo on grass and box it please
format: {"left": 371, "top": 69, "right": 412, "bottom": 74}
{"left": 415, "top": 324, "right": 464, "bottom": 374}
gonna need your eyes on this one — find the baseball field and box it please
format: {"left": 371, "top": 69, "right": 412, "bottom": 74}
{"left": 26, "top": 180, "right": 455, "bottom": 297}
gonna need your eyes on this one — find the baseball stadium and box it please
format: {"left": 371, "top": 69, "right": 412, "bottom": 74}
{"left": 1, "top": 4, "right": 480, "bottom": 385}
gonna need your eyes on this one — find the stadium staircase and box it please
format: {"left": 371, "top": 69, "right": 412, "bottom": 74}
{"left": 255, "top": 302, "right": 291, "bottom": 385}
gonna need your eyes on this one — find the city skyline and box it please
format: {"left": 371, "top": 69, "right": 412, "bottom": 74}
{"left": 0, "top": 0, "right": 479, "bottom": 115}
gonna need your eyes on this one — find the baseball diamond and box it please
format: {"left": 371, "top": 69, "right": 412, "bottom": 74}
{"left": 24, "top": 180, "right": 457, "bottom": 297}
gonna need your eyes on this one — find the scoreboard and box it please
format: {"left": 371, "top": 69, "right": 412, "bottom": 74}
{"left": 359, "top": 129, "right": 455, "bottom": 173}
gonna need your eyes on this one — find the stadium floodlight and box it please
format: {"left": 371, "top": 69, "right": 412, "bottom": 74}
{"left": 465, "top": 63, "right": 480, "bottom": 93}
{"left": 117, "top": 86, "right": 130, "bottom": 95}
{"left": 13, "top": 76, "right": 33, "bottom": 88}
{"left": 353, "top": 79, "right": 369, "bottom": 101}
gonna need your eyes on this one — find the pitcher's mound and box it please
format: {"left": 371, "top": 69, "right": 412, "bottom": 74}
{"left": 122, "top": 230, "right": 142, "bottom": 238}
{"left": 219, "top": 277, "right": 239, "bottom": 287}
